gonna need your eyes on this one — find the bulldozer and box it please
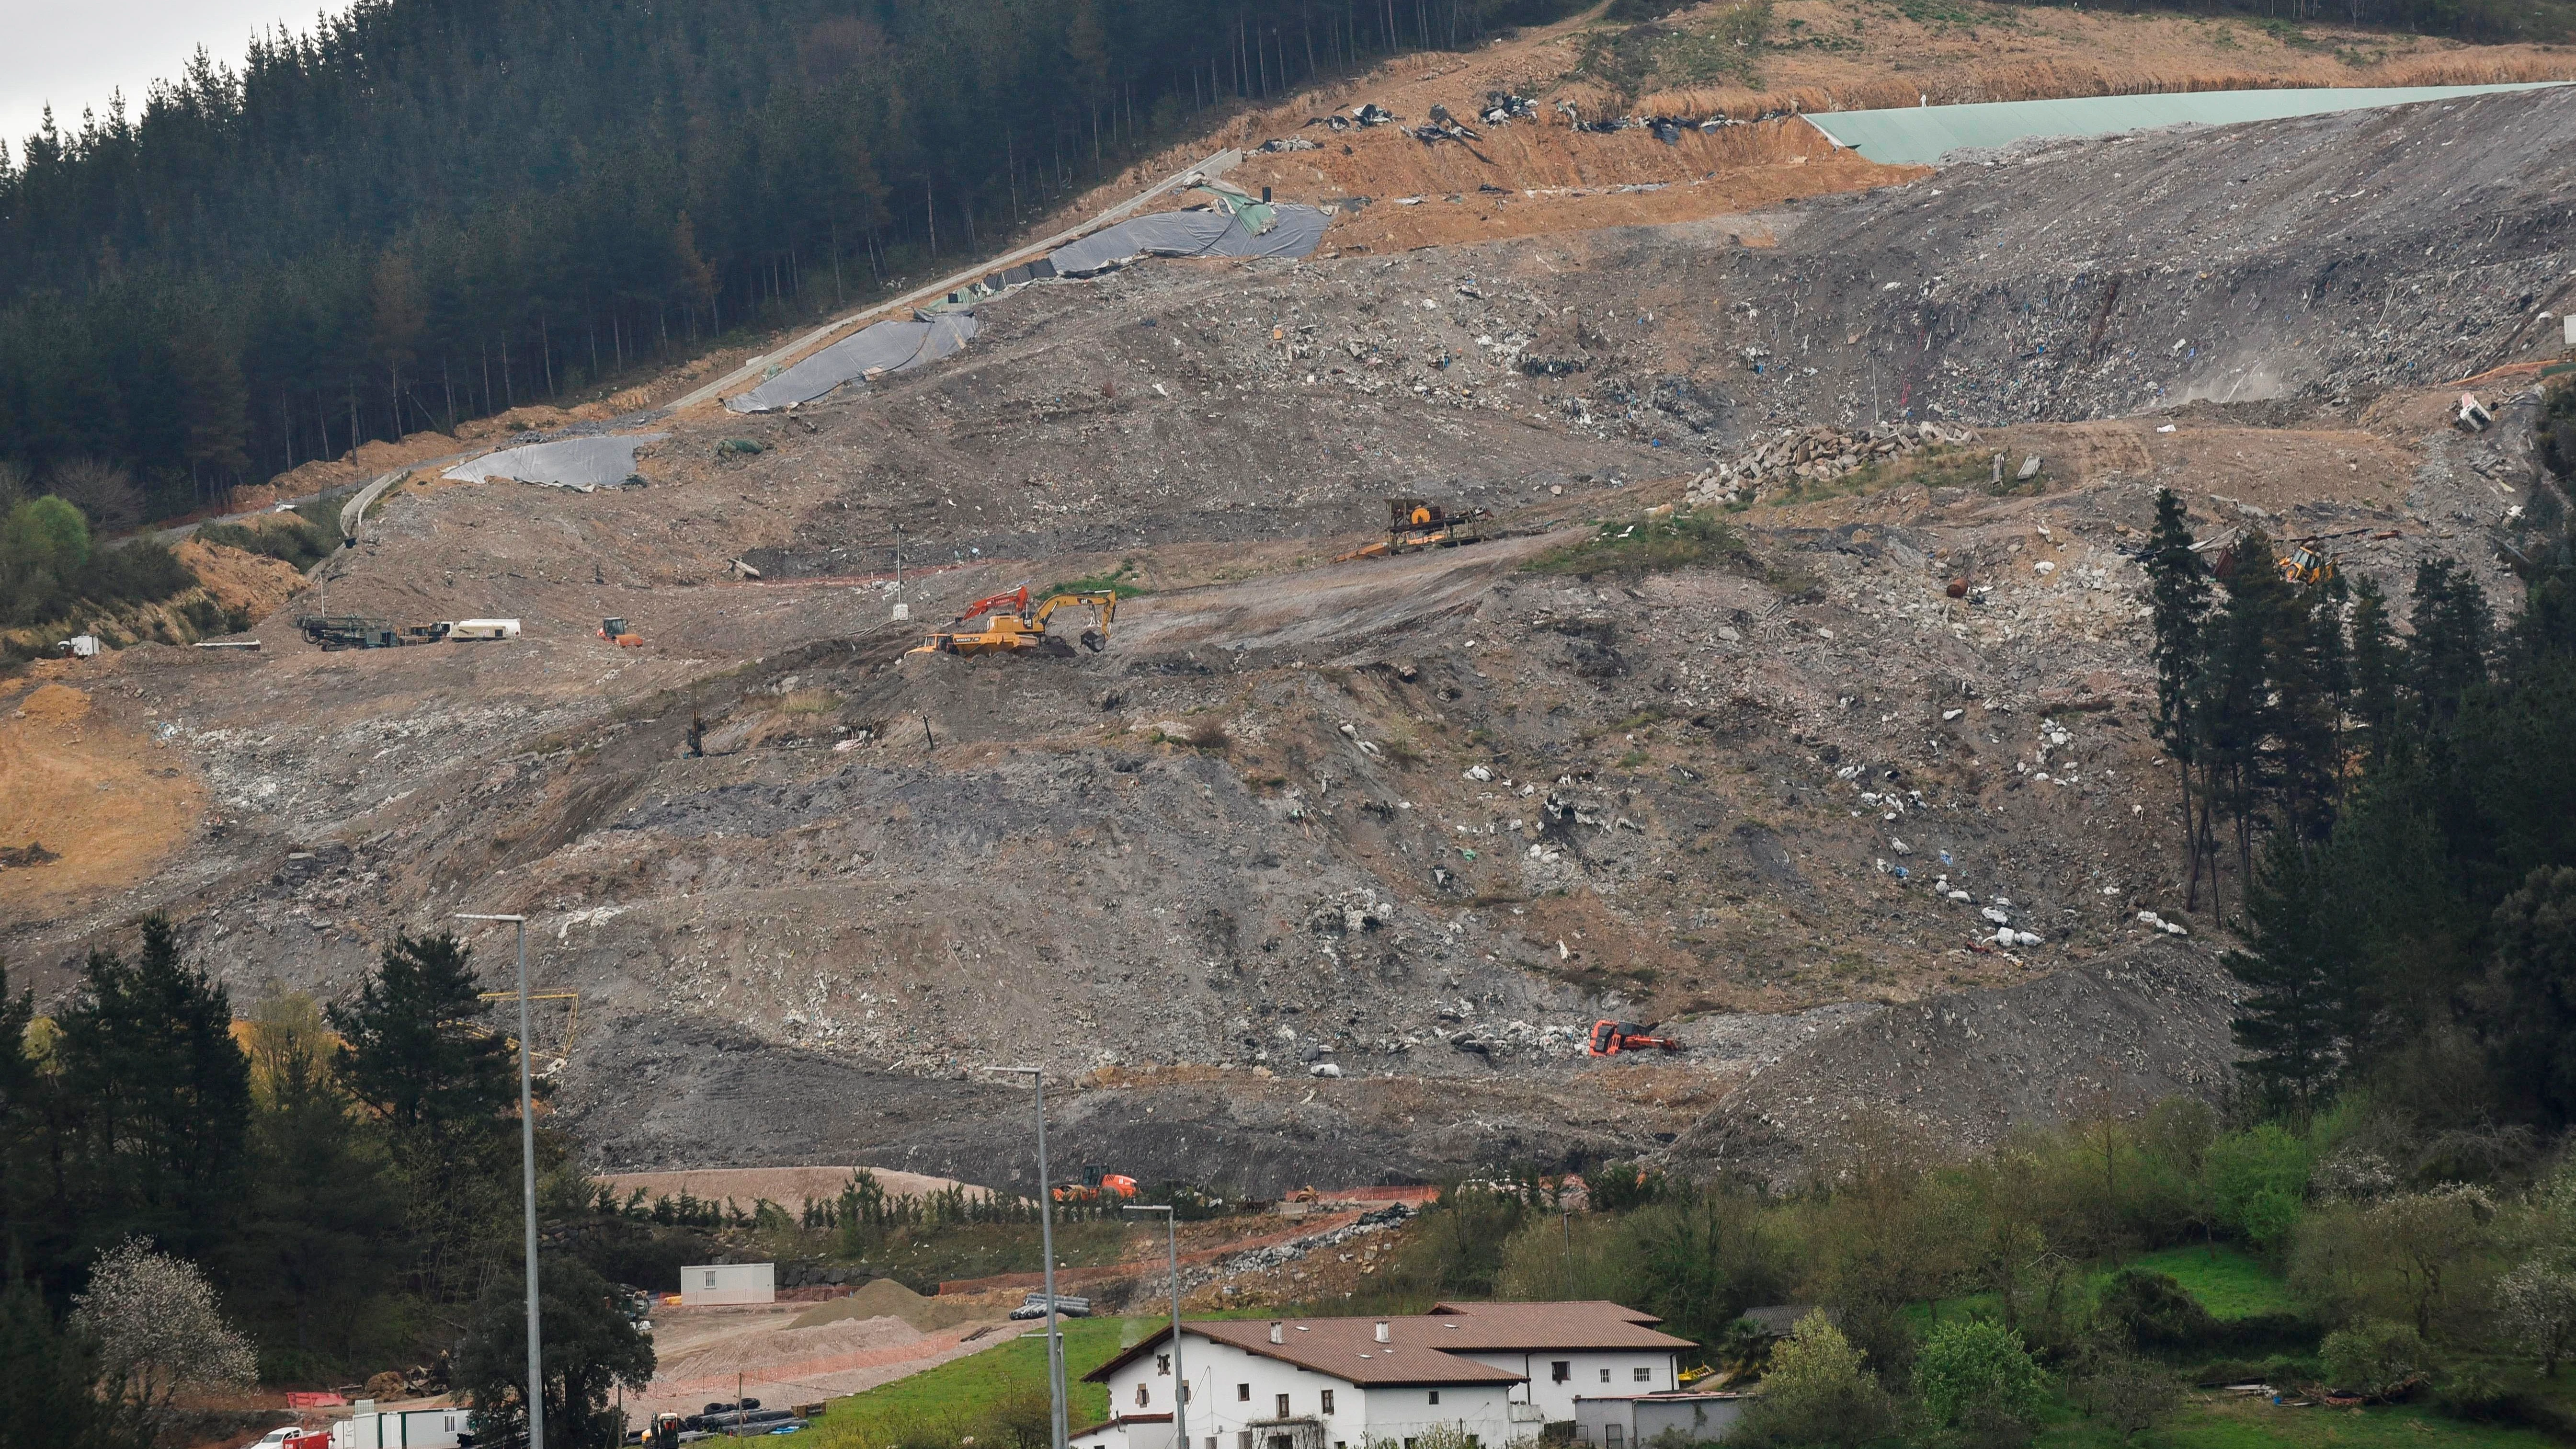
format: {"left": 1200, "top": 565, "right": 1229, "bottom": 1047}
{"left": 907, "top": 585, "right": 1118, "bottom": 658}
{"left": 1335, "top": 497, "right": 1494, "bottom": 562}
{"left": 1588, "top": 1020, "right": 1684, "bottom": 1057}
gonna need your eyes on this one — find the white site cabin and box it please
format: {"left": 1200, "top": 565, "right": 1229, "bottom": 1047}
{"left": 1074, "top": 1302, "right": 1694, "bottom": 1449}
{"left": 679, "top": 1261, "right": 775, "bottom": 1305}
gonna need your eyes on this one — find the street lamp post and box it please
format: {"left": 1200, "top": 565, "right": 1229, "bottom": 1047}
{"left": 1123, "top": 1204, "right": 1187, "bottom": 1449}
{"left": 984, "top": 1066, "right": 1067, "bottom": 1449}
{"left": 459, "top": 912, "right": 544, "bottom": 1449}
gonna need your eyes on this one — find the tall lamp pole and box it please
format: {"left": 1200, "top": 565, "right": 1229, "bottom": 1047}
{"left": 460, "top": 913, "right": 544, "bottom": 1449}
{"left": 1124, "top": 1204, "right": 1187, "bottom": 1449}
{"left": 986, "top": 1066, "right": 1067, "bottom": 1449}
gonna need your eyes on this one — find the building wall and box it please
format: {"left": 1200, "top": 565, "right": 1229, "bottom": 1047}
{"left": 1572, "top": 1396, "right": 1744, "bottom": 1447}
{"left": 1454, "top": 1352, "right": 1677, "bottom": 1423}
{"left": 1354, "top": 1383, "right": 1517, "bottom": 1448}
{"left": 1103, "top": 1335, "right": 1520, "bottom": 1449}
{"left": 679, "top": 1263, "right": 775, "bottom": 1306}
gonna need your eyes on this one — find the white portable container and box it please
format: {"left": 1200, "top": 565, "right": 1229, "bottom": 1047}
{"left": 680, "top": 1262, "right": 775, "bottom": 1305}
{"left": 447, "top": 619, "right": 522, "bottom": 640}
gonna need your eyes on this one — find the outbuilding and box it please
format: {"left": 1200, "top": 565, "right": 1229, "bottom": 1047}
{"left": 1573, "top": 1392, "right": 1749, "bottom": 1447}
{"left": 679, "top": 1262, "right": 775, "bottom": 1305}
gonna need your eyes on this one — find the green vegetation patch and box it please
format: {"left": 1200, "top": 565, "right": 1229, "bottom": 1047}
{"left": 812, "top": 1317, "right": 1129, "bottom": 1449}
{"left": 2118, "top": 1246, "right": 2299, "bottom": 1321}
{"left": 1527, "top": 508, "right": 1750, "bottom": 577}
{"left": 196, "top": 512, "right": 337, "bottom": 570}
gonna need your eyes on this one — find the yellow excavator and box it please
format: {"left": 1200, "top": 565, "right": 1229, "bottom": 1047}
{"left": 1335, "top": 496, "right": 1494, "bottom": 562}
{"left": 907, "top": 585, "right": 1118, "bottom": 658}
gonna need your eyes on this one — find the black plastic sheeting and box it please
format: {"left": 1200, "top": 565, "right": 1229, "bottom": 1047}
{"left": 1046, "top": 203, "right": 1327, "bottom": 276}
{"left": 725, "top": 311, "right": 980, "bottom": 413}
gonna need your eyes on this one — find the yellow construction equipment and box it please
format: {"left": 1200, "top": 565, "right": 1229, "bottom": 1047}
{"left": 2276, "top": 539, "right": 2337, "bottom": 588}
{"left": 1334, "top": 496, "right": 1494, "bottom": 562}
{"left": 907, "top": 585, "right": 1118, "bottom": 658}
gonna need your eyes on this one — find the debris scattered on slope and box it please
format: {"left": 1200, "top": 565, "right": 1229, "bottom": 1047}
{"left": 1687, "top": 422, "right": 1980, "bottom": 504}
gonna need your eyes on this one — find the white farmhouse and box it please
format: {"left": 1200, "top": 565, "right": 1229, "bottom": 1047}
{"left": 1074, "top": 1303, "right": 1697, "bottom": 1449}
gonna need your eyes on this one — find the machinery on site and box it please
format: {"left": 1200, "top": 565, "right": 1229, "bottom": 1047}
{"left": 1336, "top": 497, "right": 1495, "bottom": 562}
{"left": 1051, "top": 1164, "right": 1140, "bottom": 1204}
{"left": 296, "top": 616, "right": 520, "bottom": 649}
{"left": 600, "top": 616, "right": 644, "bottom": 647}
{"left": 906, "top": 585, "right": 1117, "bottom": 657}
{"left": 1588, "top": 1020, "right": 1684, "bottom": 1056}
{"left": 2196, "top": 529, "right": 2393, "bottom": 589}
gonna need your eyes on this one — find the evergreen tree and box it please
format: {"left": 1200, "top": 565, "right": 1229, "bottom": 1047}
{"left": 0, "top": 1277, "right": 152, "bottom": 1449}
{"left": 2142, "top": 489, "right": 2213, "bottom": 909}
{"left": 52, "top": 916, "right": 251, "bottom": 1266}
{"left": 329, "top": 932, "right": 517, "bottom": 1305}
{"left": 2226, "top": 842, "right": 2355, "bottom": 1107}
{"left": 456, "top": 1254, "right": 654, "bottom": 1449}
{"left": 235, "top": 1016, "right": 399, "bottom": 1375}
{"left": 2406, "top": 558, "right": 2493, "bottom": 731}
{"left": 2475, "top": 866, "right": 2576, "bottom": 1125}
{"left": 2348, "top": 576, "right": 2401, "bottom": 759}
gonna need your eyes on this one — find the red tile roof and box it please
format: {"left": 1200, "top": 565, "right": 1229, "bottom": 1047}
{"left": 1421, "top": 1301, "right": 1695, "bottom": 1352}
{"left": 1084, "top": 1304, "right": 1689, "bottom": 1388}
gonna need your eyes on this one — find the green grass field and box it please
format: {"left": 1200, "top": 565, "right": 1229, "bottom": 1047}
{"left": 2110, "top": 1246, "right": 2299, "bottom": 1321}
{"left": 810, "top": 1317, "right": 1138, "bottom": 1448}
{"left": 2036, "top": 1395, "right": 2563, "bottom": 1449}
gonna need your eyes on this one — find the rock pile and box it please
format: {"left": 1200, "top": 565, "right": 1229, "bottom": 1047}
{"left": 1687, "top": 421, "right": 1980, "bottom": 505}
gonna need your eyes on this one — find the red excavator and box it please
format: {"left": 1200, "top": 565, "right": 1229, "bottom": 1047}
{"left": 1588, "top": 1020, "right": 1684, "bottom": 1056}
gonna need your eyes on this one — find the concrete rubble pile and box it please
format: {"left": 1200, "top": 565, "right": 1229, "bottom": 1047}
{"left": 1687, "top": 421, "right": 1980, "bottom": 505}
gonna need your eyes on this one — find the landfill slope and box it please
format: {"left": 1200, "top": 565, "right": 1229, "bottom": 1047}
{"left": 0, "top": 84, "right": 2566, "bottom": 1193}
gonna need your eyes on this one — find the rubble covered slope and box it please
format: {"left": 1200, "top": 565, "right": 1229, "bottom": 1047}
{"left": 3, "top": 86, "right": 2568, "bottom": 1192}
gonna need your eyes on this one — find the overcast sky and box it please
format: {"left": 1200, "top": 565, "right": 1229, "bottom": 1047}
{"left": 0, "top": 0, "right": 315, "bottom": 157}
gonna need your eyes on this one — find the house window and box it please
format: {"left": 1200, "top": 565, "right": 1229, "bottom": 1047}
{"left": 1137, "top": 1386, "right": 1151, "bottom": 1408}
{"left": 1181, "top": 1386, "right": 1192, "bottom": 1404}
{"left": 1277, "top": 1395, "right": 1291, "bottom": 1419}
{"left": 1238, "top": 1385, "right": 1252, "bottom": 1403}
{"left": 1320, "top": 1392, "right": 1335, "bottom": 1416}
{"left": 1550, "top": 1362, "right": 1570, "bottom": 1384}
{"left": 1605, "top": 1428, "right": 1624, "bottom": 1449}
{"left": 704, "top": 1272, "right": 718, "bottom": 1288}
{"left": 1427, "top": 1392, "right": 1440, "bottom": 1406}
{"left": 1633, "top": 1368, "right": 1653, "bottom": 1383}
{"left": 1598, "top": 1369, "right": 1611, "bottom": 1384}
{"left": 1237, "top": 1434, "right": 1252, "bottom": 1449}
{"left": 1158, "top": 1355, "right": 1172, "bottom": 1376}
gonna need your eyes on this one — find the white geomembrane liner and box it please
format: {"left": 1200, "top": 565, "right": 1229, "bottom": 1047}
{"left": 443, "top": 434, "right": 669, "bottom": 489}
{"left": 726, "top": 310, "right": 981, "bottom": 414}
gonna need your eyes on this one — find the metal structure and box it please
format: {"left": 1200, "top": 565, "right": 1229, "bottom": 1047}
{"left": 458, "top": 913, "right": 545, "bottom": 1449}
{"left": 986, "top": 1066, "right": 1068, "bottom": 1449}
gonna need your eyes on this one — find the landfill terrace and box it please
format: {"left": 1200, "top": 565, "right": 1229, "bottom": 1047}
{"left": 4, "top": 39, "right": 2572, "bottom": 1197}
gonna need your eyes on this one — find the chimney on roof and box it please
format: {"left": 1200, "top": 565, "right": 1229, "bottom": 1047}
{"left": 1374, "top": 1321, "right": 1391, "bottom": 1345}
{"left": 1269, "top": 1321, "right": 1285, "bottom": 1345}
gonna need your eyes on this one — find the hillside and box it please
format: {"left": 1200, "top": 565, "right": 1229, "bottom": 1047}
{"left": 7, "top": 0, "right": 2572, "bottom": 1198}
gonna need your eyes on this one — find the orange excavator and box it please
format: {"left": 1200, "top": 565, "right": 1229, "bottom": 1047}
{"left": 1588, "top": 1020, "right": 1684, "bottom": 1056}
{"left": 1052, "top": 1166, "right": 1140, "bottom": 1204}
{"left": 906, "top": 585, "right": 1118, "bottom": 658}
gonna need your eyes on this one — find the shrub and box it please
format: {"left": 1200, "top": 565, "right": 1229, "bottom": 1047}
{"left": 2320, "top": 1320, "right": 2429, "bottom": 1399}
{"left": 2069, "top": 1353, "right": 2177, "bottom": 1443}
{"left": 196, "top": 512, "right": 335, "bottom": 570}
{"left": 2206, "top": 1123, "right": 2312, "bottom": 1250}
{"left": 1732, "top": 1312, "right": 1898, "bottom": 1449}
{"left": 1914, "top": 1319, "right": 2049, "bottom": 1428}
{"left": 2097, "top": 1269, "right": 2218, "bottom": 1351}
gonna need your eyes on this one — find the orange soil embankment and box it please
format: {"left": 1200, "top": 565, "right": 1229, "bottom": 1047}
{"left": 0, "top": 682, "right": 205, "bottom": 916}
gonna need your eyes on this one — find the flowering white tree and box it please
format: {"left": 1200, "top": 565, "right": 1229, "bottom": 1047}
{"left": 2500, "top": 1253, "right": 2576, "bottom": 1377}
{"left": 71, "top": 1238, "right": 259, "bottom": 1428}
